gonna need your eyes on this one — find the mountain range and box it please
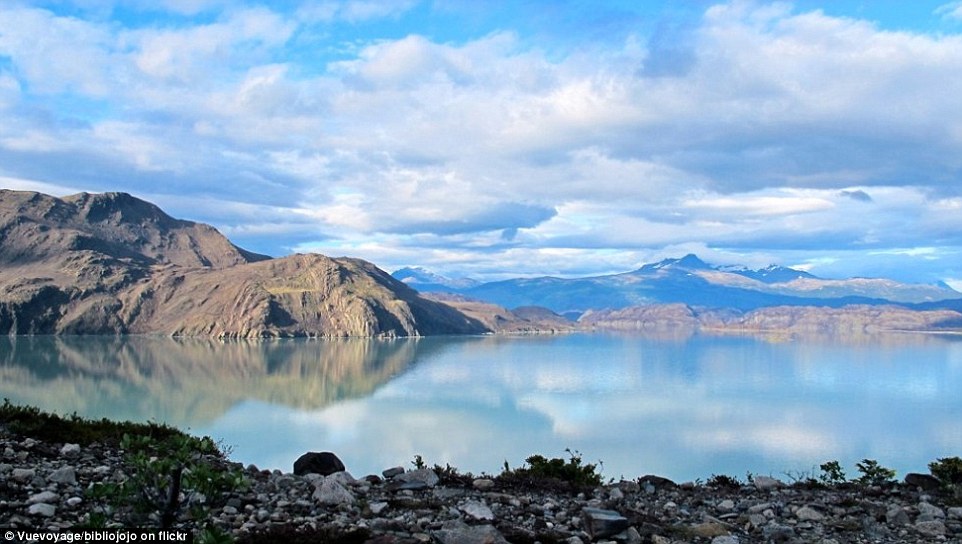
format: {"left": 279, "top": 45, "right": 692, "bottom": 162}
{"left": 0, "top": 190, "right": 487, "bottom": 337}
{"left": 392, "top": 254, "right": 962, "bottom": 317}
{"left": 2, "top": 189, "right": 959, "bottom": 337}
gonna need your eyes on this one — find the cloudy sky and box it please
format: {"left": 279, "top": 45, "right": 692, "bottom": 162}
{"left": 1, "top": 1, "right": 961, "bottom": 287}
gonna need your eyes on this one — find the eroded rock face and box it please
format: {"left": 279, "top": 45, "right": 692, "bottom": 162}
{"left": 0, "top": 190, "right": 488, "bottom": 337}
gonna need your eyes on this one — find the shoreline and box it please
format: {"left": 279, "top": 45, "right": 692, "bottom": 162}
{"left": 2, "top": 404, "right": 961, "bottom": 543}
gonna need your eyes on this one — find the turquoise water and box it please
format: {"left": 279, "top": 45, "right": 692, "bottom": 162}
{"left": 1, "top": 332, "right": 960, "bottom": 482}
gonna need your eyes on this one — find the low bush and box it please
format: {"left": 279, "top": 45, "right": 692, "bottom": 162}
{"left": 499, "top": 449, "right": 603, "bottom": 490}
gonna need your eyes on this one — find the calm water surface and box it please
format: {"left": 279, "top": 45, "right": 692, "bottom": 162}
{"left": 1, "top": 332, "right": 960, "bottom": 482}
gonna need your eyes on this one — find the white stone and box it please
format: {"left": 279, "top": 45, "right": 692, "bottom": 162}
{"left": 716, "top": 499, "right": 735, "bottom": 513}
{"left": 312, "top": 479, "right": 355, "bottom": 505}
{"left": 28, "top": 503, "right": 56, "bottom": 517}
{"left": 711, "top": 537, "right": 739, "bottom": 544}
{"left": 28, "top": 491, "right": 58, "bottom": 504}
{"left": 326, "top": 471, "right": 356, "bottom": 486}
{"left": 461, "top": 500, "right": 495, "bottom": 521}
{"left": 369, "top": 501, "right": 389, "bottom": 515}
{"left": 60, "top": 443, "right": 81, "bottom": 457}
{"left": 66, "top": 497, "right": 83, "bottom": 507}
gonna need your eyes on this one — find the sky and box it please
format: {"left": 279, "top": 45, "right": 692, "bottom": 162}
{"left": 1, "top": 1, "right": 962, "bottom": 288}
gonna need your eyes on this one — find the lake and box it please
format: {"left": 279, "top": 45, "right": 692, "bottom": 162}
{"left": 1, "top": 332, "right": 960, "bottom": 483}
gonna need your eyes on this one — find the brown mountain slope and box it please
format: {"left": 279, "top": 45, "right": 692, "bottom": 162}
{"left": 0, "top": 190, "right": 487, "bottom": 337}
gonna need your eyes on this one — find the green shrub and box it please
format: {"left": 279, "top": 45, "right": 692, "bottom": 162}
{"left": 818, "top": 460, "right": 846, "bottom": 486}
{"left": 854, "top": 459, "right": 896, "bottom": 486}
{"left": 929, "top": 456, "right": 962, "bottom": 485}
{"left": 929, "top": 456, "right": 962, "bottom": 500}
{"left": 502, "top": 449, "right": 603, "bottom": 488}
{"left": 706, "top": 474, "right": 742, "bottom": 489}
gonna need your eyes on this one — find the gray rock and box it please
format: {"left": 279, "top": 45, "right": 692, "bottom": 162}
{"left": 396, "top": 468, "right": 440, "bottom": 488}
{"left": 608, "top": 487, "right": 624, "bottom": 500}
{"left": 761, "top": 524, "right": 795, "bottom": 542}
{"left": 711, "top": 537, "right": 739, "bottom": 544}
{"left": 886, "top": 505, "right": 910, "bottom": 525}
{"left": 948, "top": 506, "right": 962, "bottom": 520}
{"left": 28, "top": 491, "right": 59, "bottom": 504}
{"left": 716, "top": 499, "right": 735, "bottom": 513}
{"left": 312, "top": 478, "right": 355, "bottom": 505}
{"left": 49, "top": 466, "right": 77, "bottom": 485}
{"left": 382, "top": 466, "right": 405, "bottom": 478}
{"left": 369, "top": 501, "right": 389, "bottom": 515}
{"left": 472, "top": 478, "right": 495, "bottom": 491}
{"left": 753, "top": 476, "right": 782, "bottom": 491}
{"left": 326, "top": 470, "right": 356, "bottom": 487}
{"left": 11, "top": 468, "right": 36, "bottom": 481}
{"left": 66, "top": 497, "right": 83, "bottom": 507}
{"left": 461, "top": 500, "right": 495, "bottom": 521}
{"left": 917, "top": 501, "right": 945, "bottom": 521}
{"left": 435, "top": 520, "right": 508, "bottom": 544}
{"left": 904, "top": 472, "right": 941, "bottom": 491}
{"left": 28, "top": 503, "right": 56, "bottom": 517}
{"left": 914, "top": 520, "right": 947, "bottom": 537}
{"left": 60, "top": 443, "right": 81, "bottom": 457}
{"left": 795, "top": 505, "right": 824, "bottom": 522}
{"left": 582, "top": 507, "right": 629, "bottom": 539}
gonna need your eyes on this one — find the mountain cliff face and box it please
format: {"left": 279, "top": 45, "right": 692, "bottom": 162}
{"left": 0, "top": 190, "right": 486, "bottom": 337}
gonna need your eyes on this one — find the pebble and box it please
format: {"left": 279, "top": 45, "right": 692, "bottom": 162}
{"left": 1, "top": 432, "right": 960, "bottom": 544}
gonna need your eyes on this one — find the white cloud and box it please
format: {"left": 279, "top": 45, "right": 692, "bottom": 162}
{"left": 1, "top": 2, "right": 962, "bottom": 283}
{"left": 937, "top": 2, "right": 962, "bottom": 21}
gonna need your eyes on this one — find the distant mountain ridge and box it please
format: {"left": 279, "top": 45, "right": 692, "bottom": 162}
{"left": 0, "top": 190, "right": 488, "bottom": 337}
{"left": 392, "top": 254, "right": 961, "bottom": 315}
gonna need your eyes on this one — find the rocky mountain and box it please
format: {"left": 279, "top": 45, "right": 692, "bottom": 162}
{"left": 0, "top": 190, "right": 487, "bottom": 337}
{"left": 397, "top": 254, "right": 961, "bottom": 316}
{"left": 392, "top": 267, "right": 480, "bottom": 291}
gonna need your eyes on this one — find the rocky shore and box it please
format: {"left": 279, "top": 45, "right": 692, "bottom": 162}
{"left": 2, "top": 432, "right": 961, "bottom": 544}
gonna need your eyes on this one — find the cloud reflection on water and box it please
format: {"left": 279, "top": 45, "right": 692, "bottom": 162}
{"left": 1, "top": 333, "right": 960, "bottom": 481}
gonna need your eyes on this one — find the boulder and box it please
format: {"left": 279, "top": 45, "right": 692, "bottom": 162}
{"left": 638, "top": 474, "right": 677, "bottom": 489}
{"left": 395, "top": 468, "right": 440, "bottom": 488}
{"left": 753, "top": 476, "right": 782, "bottom": 491}
{"left": 382, "top": 466, "right": 404, "bottom": 479}
{"left": 582, "top": 507, "right": 629, "bottom": 539}
{"left": 435, "top": 520, "right": 508, "bottom": 544}
{"left": 461, "top": 500, "right": 495, "bottom": 521}
{"left": 293, "top": 451, "right": 345, "bottom": 476}
{"left": 312, "top": 478, "right": 355, "bottom": 506}
{"left": 904, "top": 472, "right": 941, "bottom": 492}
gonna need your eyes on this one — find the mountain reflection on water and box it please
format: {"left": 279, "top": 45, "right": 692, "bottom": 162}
{"left": 0, "top": 335, "right": 437, "bottom": 425}
{"left": 1, "top": 332, "right": 960, "bottom": 482}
